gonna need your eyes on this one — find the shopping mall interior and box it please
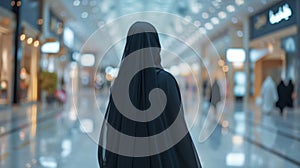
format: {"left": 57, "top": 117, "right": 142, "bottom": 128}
{"left": 0, "top": 0, "right": 300, "bottom": 167}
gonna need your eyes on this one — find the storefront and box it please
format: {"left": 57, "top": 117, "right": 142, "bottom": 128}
{"left": 0, "top": 6, "right": 15, "bottom": 105}
{"left": 249, "top": 0, "right": 300, "bottom": 106}
{"left": 19, "top": 23, "right": 40, "bottom": 103}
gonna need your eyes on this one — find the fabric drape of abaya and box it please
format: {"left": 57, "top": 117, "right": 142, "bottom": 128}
{"left": 287, "top": 80, "right": 294, "bottom": 108}
{"left": 276, "top": 79, "right": 295, "bottom": 111}
{"left": 98, "top": 22, "right": 201, "bottom": 168}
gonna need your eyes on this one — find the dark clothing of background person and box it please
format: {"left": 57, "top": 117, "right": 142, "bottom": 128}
{"left": 98, "top": 22, "right": 201, "bottom": 168}
{"left": 209, "top": 80, "right": 221, "bottom": 108}
{"left": 286, "top": 80, "right": 294, "bottom": 108}
{"left": 276, "top": 80, "right": 294, "bottom": 114}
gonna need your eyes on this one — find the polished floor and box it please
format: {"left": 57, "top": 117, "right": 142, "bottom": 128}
{"left": 0, "top": 88, "right": 300, "bottom": 168}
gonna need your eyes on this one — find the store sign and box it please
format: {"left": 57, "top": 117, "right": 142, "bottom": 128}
{"left": 250, "top": 0, "right": 296, "bottom": 39}
{"left": 269, "top": 4, "right": 292, "bottom": 25}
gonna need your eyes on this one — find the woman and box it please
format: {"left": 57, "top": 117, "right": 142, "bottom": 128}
{"left": 260, "top": 76, "right": 278, "bottom": 115}
{"left": 98, "top": 22, "right": 201, "bottom": 168}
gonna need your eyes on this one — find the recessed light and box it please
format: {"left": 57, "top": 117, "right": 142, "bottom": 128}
{"left": 73, "top": 0, "right": 80, "bottom": 6}
{"left": 211, "top": 17, "right": 219, "bottom": 25}
{"left": 235, "top": 0, "right": 244, "bottom": 6}
{"left": 248, "top": 6, "right": 254, "bottom": 13}
{"left": 237, "top": 30, "right": 243, "bottom": 37}
{"left": 194, "top": 20, "right": 201, "bottom": 27}
{"left": 27, "top": 37, "right": 33, "bottom": 45}
{"left": 231, "top": 17, "right": 238, "bottom": 24}
{"left": 81, "top": 12, "right": 89, "bottom": 19}
{"left": 218, "top": 11, "right": 227, "bottom": 19}
{"left": 191, "top": 2, "right": 201, "bottom": 14}
{"left": 199, "top": 27, "right": 207, "bottom": 34}
{"left": 212, "top": 1, "right": 219, "bottom": 7}
{"left": 205, "top": 23, "right": 213, "bottom": 30}
{"left": 202, "top": 12, "right": 209, "bottom": 19}
{"left": 226, "top": 5, "right": 235, "bottom": 12}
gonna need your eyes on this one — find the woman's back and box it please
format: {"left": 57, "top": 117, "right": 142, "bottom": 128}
{"left": 98, "top": 22, "right": 201, "bottom": 168}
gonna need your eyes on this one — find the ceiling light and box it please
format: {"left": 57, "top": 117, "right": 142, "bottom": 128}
{"left": 73, "top": 0, "right": 80, "bottom": 6}
{"left": 20, "top": 34, "right": 26, "bottom": 41}
{"left": 248, "top": 6, "right": 254, "bottom": 13}
{"left": 231, "top": 17, "right": 238, "bottom": 24}
{"left": 205, "top": 23, "right": 213, "bottom": 30}
{"left": 211, "top": 17, "right": 219, "bottom": 25}
{"left": 237, "top": 30, "right": 243, "bottom": 37}
{"left": 33, "top": 40, "right": 40, "bottom": 47}
{"left": 191, "top": 2, "right": 201, "bottom": 14}
{"left": 194, "top": 20, "right": 201, "bottom": 27}
{"left": 226, "top": 5, "right": 235, "bottom": 12}
{"left": 199, "top": 27, "right": 206, "bottom": 34}
{"left": 27, "top": 37, "right": 33, "bottom": 45}
{"left": 81, "top": 12, "right": 88, "bottom": 19}
{"left": 218, "top": 11, "right": 227, "bottom": 19}
{"left": 222, "top": 65, "right": 229, "bottom": 72}
{"left": 235, "top": 0, "right": 244, "bottom": 6}
{"left": 202, "top": 12, "right": 209, "bottom": 19}
{"left": 212, "top": 1, "right": 219, "bottom": 7}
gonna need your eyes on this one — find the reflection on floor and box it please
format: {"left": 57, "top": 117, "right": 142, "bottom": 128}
{"left": 0, "top": 88, "right": 300, "bottom": 168}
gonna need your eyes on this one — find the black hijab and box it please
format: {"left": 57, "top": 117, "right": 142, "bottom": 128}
{"left": 98, "top": 22, "right": 201, "bottom": 168}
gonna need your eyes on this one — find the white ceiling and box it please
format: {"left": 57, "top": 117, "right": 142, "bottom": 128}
{"left": 49, "top": 0, "right": 281, "bottom": 67}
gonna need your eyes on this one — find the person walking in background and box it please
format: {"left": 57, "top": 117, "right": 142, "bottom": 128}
{"left": 286, "top": 79, "right": 295, "bottom": 108}
{"left": 209, "top": 79, "right": 221, "bottom": 110}
{"left": 260, "top": 76, "right": 278, "bottom": 115}
{"left": 276, "top": 78, "right": 295, "bottom": 115}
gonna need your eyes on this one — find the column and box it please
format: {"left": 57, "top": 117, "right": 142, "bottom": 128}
{"left": 296, "top": 0, "right": 300, "bottom": 107}
{"left": 12, "top": 0, "right": 22, "bottom": 104}
{"left": 243, "top": 17, "right": 250, "bottom": 110}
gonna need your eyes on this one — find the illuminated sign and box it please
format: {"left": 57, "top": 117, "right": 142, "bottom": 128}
{"left": 250, "top": 0, "right": 296, "bottom": 39}
{"left": 269, "top": 4, "right": 292, "bottom": 25}
{"left": 41, "top": 41, "right": 60, "bottom": 54}
{"left": 226, "top": 48, "right": 246, "bottom": 63}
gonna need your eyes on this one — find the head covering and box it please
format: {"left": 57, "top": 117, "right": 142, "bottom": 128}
{"left": 112, "top": 22, "right": 164, "bottom": 118}
{"left": 122, "top": 21, "right": 162, "bottom": 67}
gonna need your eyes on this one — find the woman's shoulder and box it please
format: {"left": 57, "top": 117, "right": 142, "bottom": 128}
{"left": 156, "top": 69, "right": 177, "bottom": 84}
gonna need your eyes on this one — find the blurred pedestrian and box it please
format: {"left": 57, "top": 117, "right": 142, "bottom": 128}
{"left": 276, "top": 78, "right": 295, "bottom": 115}
{"left": 260, "top": 76, "right": 278, "bottom": 115}
{"left": 286, "top": 79, "right": 295, "bottom": 108}
{"left": 209, "top": 79, "right": 221, "bottom": 109}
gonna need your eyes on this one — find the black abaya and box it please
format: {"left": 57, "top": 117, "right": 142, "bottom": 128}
{"left": 287, "top": 80, "right": 294, "bottom": 108}
{"left": 98, "top": 22, "right": 201, "bottom": 168}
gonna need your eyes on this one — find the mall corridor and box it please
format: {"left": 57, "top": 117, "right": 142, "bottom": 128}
{"left": 1, "top": 0, "right": 300, "bottom": 167}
